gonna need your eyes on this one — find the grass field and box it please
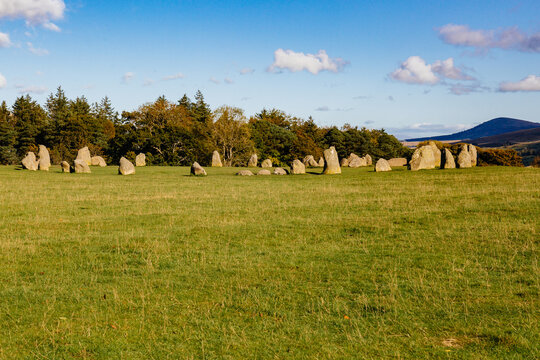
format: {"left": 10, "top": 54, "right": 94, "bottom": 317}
{"left": 0, "top": 165, "right": 538, "bottom": 359}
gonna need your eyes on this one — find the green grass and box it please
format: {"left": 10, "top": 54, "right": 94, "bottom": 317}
{"left": 0, "top": 165, "right": 538, "bottom": 359}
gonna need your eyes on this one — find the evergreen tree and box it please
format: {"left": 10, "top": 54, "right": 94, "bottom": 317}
{"left": 0, "top": 101, "right": 17, "bottom": 164}
{"left": 12, "top": 95, "right": 47, "bottom": 158}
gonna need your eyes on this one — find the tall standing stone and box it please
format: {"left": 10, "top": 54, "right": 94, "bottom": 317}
{"left": 468, "top": 145, "right": 477, "bottom": 166}
{"left": 318, "top": 157, "right": 324, "bottom": 167}
{"left": 74, "top": 159, "right": 91, "bottom": 173}
{"left": 261, "top": 159, "right": 272, "bottom": 168}
{"left": 91, "top": 156, "right": 107, "bottom": 167}
{"left": 211, "top": 151, "right": 222, "bottom": 167}
{"left": 303, "top": 155, "right": 318, "bottom": 167}
{"left": 118, "top": 157, "right": 135, "bottom": 175}
{"left": 442, "top": 148, "right": 456, "bottom": 169}
{"left": 61, "top": 161, "right": 70, "bottom": 173}
{"left": 323, "top": 146, "right": 341, "bottom": 174}
{"left": 290, "top": 159, "right": 306, "bottom": 174}
{"left": 365, "top": 154, "right": 373, "bottom": 166}
{"left": 191, "top": 162, "right": 207, "bottom": 176}
{"left": 457, "top": 144, "right": 472, "bottom": 168}
{"left": 428, "top": 141, "right": 441, "bottom": 167}
{"left": 375, "top": 158, "right": 392, "bottom": 172}
{"left": 135, "top": 153, "right": 146, "bottom": 167}
{"left": 409, "top": 146, "right": 436, "bottom": 171}
{"left": 76, "top": 147, "right": 92, "bottom": 165}
{"left": 248, "top": 154, "right": 258, "bottom": 167}
{"left": 349, "top": 154, "right": 367, "bottom": 168}
{"left": 340, "top": 158, "right": 349, "bottom": 167}
{"left": 21, "top": 152, "right": 38, "bottom": 171}
{"left": 388, "top": 158, "right": 407, "bottom": 167}
{"left": 37, "top": 145, "right": 51, "bottom": 171}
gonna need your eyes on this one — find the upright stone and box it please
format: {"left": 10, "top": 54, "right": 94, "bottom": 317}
{"left": 118, "top": 157, "right": 135, "bottom": 175}
{"left": 76, "top": 146, "right": 92, "bottom": 165}
{"left": 290, "top": 159, "right": 306, "bottom": 174}
{"left": 248, "top": 154, "right": 258, "bottom": 167}
{"left": 21, "top": 152, "right": 38, "bottom": 171}
{"left": 318, "top": 157, "right": 324, "bottom": 167}
{"left": 273, "top": 167, "right": 288, "bottom": 175}
{"left": 191, "top": 162, "right": 207, "bottom": 176}
{"left": 349, "top": 154, "right": 367, "bottom": 168}
{"left": 61, "top": 161, "right": 70, "bottom": 173}
{"left": 409, "top": 146, "right": 436, "bottom": 171}
{"left": 74, "top": 159, "right": 91, "bottom": 173}
{"left": 37, "top": 145, "right": 51, "bottom": 171}
{"left": 340, "top": 158, "right": 349, "bottom": 167}
{"left": 468, "top": 145, "right": 477, "bottom": 166}
{"left": 91, "top": 156, "right": 107, "bottom": 167}
{"left": 364, "top": 154, "right": 373, "bottom": 166}
{"left": 323, "top": 146, "right": 341, "bottom": 174}
{"left": 457, "top": 145, "right": 472, "bottom": 168}
{"left": 375, "top": 158, "right": 392, "bottom": 172}
{"left": 135, "top": 153, "right": 146, "bottom": 167}
{"left": 441, "top": 149, "right": 456, "bottom": 169}
{"left": 304, "top": 155, "right": 318, "bottom": 167}
{"left": 211, "top": 151, "right": 222, "bottom": 167}
{"left": 388, "top": 158, "right": 407, "bottom": 167}
{"left": 428, "top": 141, "right": 442, "bottom": 167}
{"left": 261, "top": 159, "right": 272, "bottom": 168}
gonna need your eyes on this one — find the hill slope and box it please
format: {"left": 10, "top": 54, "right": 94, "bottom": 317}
{"left": 470, "top": 127, "right": 540, "bottom": 147}
{"left": 406, "top": 117, "right": 540, "bottom": 141}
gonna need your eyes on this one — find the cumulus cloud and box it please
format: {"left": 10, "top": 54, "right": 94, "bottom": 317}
{"left": 0, "top": 0, "right": 65, "bottom": 30}
{"left": 0, "top": 32, "right": 12, "bottom": 47}
{"left": 162, "top": 72, "right": 184, "bottom": 81}
{"left": 268, "top": 49, "right": 348, "bottom": 74}
{"left": 27, "top": 42, "right": 48, "bottom": 55}
{"left": 438, "top": 24, "right": 540, "bottom": 53}
{"left": 240, "top": 67, "right": 254, "bottom": 75}
{"left": 122, "top": 72, "right": 134, "bottom": 83}
{"left": 17, "top": 85, "right": 47, "bottom": 94}
{"left": 0, "top": 73, "right": 6, "bottom": 88}
{"left": 499, "top": 75, "right": 540, "bottom": 92}
{"left": 390, "top": 56, "right": 473, "bottom": 85}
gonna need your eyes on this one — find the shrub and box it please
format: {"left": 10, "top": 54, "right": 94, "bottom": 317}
{"left": 477, "top": 148, "right": 523, "bottom": 167}
{"left": 532, "top": 156, "right": 540, "bottom": 167}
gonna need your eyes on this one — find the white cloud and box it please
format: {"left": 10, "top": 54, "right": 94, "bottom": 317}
{"left": 0, "top": 0, "right": 65, "bottom": 30}
{"left": 0, "top": 73, "right": 6, "bottom": 88}
{"left": 268, "top": 48, "right": 348, "bottom": 74}
{"left": 314, "top": 106, "right": 353, "bottom": 112}
{"left": 209, "top": 77, "right": 220, "bottom": 84}
{"left": 0, "top": 32, "right": 12, "bottom": 47}
{"left": 42, "top": 21, "right": 60, "bottom": 32}
{"left": 224, "top": 77, "right": 234, "bottom": 84}
{"left": 448, "top": 83, "right": 488, "bottom": 95}
{"left": 499, "top": 75, "right": 540, "bottom": 92}
{"left": 162, "top": 72, "right": 184, "bottom": 81}
{"left": 390, "top": 56, "right": 473, "bottom": 85}
{"left": 438, "top": 24, "right": 540, "bottom": 53}
{"left": 240, "top": 67, "right": 254, "bottom": 75}
{"left": 17, "top": 85, "right": 47, "bottom": 94}
{"left": 27, "top": 42, "right": 48, "bottom": 55}
{"left": 122, "top": 72, "right": 134, "bottom": 83}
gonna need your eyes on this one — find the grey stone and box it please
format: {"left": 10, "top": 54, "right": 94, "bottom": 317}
{"left": 76, "top": 147, "right": 92, "bottom": 165}
{"left": 248, "top": 154, "right": 258, "bottom": 167}
{"left": 91, "top": 156, "right": 107, "bottom": 167}
{"left": 318, "top": 157, "right": 324, "bottom": 167}
{"left": 323, "top": 146, "right": 341, "bottom": 174}
{"left": 442, "top": 149, "right": 456, "bottom": 169}
{"left": 468, "top": 145, "right": 477, "bottom": 166}
{"left": 211, "top": 151, "right": 222, "bottom": 167}
{"left": 135, "top": 153, "right": 146, "bottom": 167}
{"left": 191, "top": 162, "right": 207, "bottom": 176}
{"left": 457, "top": 144, "right": 472, "bottom": 168}
{"left": 74, "top": 159, "right": 91, "bottom": 173}
{"left": 290, "top": 159, "right": 306, "bottom": 174}
{"left": 273, "top": 167, "right": 288, "bottom": 175}
{"left": 428, "top": 141, "right": 441, "bottom": 167}
{"left": 409, "top": 146, "right": 436, "bottom": 171}
{"left": 340, "top": 158, "right": 349, "bottom": 167}
{"left": 375, "top": 158, "right": 392, "bottom": 172}
{"left": 388, "top": 158, "right": 407, "bottom": 167}
{"left": 257, "top": 169, "right": 271, "bottom": 175}
{"left": 37, "top": 145, "right": 50, "bottom": 171}
{"left": 364, "top": 154, "right": 373, "bottom": 166}
{"left": 61, "top": 161, "right": 70, "bottom": 173}
{"left": 118, "top": 157, "right": 135, "bottom": 175}
{"left": 261, "top": 159, "right": 272, "bottom": 168}
{"left": 236, "top": 170, "right": 254, "bottom": 176}
{"left": 21, "top": 152, "right": 38, "bottom": 171}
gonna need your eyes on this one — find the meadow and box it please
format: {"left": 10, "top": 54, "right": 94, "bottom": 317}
{"left": 0, "top": 165, "right": 538, "bottom": 359}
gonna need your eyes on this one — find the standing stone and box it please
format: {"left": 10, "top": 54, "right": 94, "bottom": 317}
{"left": 409, "top": 146, "right": 436, "bottom": 171}
{"left": 21, "top": 152, "right": 38, "bottom": 171}
{"left": 457, "top": 145, "right": 472, "bottom": 168}
{"left": 37, "top": 145, "right": 51, "bottom": 171}
{"left": 290, "top": 159, "right": 306, "bottom": 174}
{"left": 191, "top": 162, "right": 207, "bottom": 176}
{"left": 211, "top": 151, "right": 222, "bottom": 167}
{"left": 248, "top": 154, "right": 258, "bottom": 167}
{"left": 388, "top": 158, "right": 407, "bottom": 167}
{"left": 428, "top": 141, "right": 442, "bottom": 167}
{"left": 236, "top": 170, "right": 254, "bottom": 176}
{"left": 61, "top": 161, "right": 70, "bottom": 173}
{"left": 441, "top": 149, "right": 456, "bottom": 169}
{"left": 257, "top": 169, "right": 271, "bottom": 175}
{"left": 364, "top": 154, "right": 373, "bottom": 166}
{"left": 118, "top": 157, "right": 135, "bottom": 175}
{"left": 303, "top": 155, "right": 319, "bottom": 167}
{"left": 323, "top": 146, "right": 341, "bottom": 174}
{"left": 349, "top": 155, "right": 367, "bottom": 168}
{"left": 340, "top": 158, "right": 349, "bottom": 167}
{"left": 273, "top": 167, "right": 288, "bottom": 175}
{"left": 375, "top": 158, "right": 392, "bottom": 172}
{"left": 91, "top": 156, "right": 107, "bottom": 167}
{"left": 76, "top": 147, "right": 92, "bottom": 165}
{"left": 261, "top": 159, "right": 272, "bottom": 168}
{"left": 74, "top": 159, "right": 91, "bottom": 173}
{"left": 318, "top": 157, "right": 324, "bottom": 167}
{"left": 468, "top": 145, "right": 477, "bottom": 166}
{"left": 135, "top": 153, "right": 146, "bottom": 167}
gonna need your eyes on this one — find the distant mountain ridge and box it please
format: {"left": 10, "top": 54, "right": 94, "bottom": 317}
{"left": 406, "top": 117, "right": 540, "bottom": 142}
{"left": 471, "top": 127, "right": 540, "bottom": 147}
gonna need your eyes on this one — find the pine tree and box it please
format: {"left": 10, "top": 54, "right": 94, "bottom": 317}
{"left": 0, "top": 101, "right": 17, "bottom": 164}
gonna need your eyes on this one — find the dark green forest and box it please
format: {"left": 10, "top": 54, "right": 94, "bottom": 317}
{"left": 0, "top": 87, "right": 411, "bottom": 166}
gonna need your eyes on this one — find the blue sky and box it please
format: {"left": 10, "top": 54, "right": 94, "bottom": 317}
{"left": 0, "top": 0, "right": 539, "bottom": 138}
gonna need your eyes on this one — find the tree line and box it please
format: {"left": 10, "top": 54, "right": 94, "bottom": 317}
{"left": 0, "top": 87, "right": 411, "bottom": 166}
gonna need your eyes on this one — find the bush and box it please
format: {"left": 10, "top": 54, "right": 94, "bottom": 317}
{"left": 477, "top": 148, "right": 523, "bottom": 167}
{"left": 531, "top": 156, "right": 540, "bottom": 167}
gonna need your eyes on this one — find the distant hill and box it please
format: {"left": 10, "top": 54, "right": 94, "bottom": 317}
{"left": 470, "top": 127, "right": 540, "bottom": 147}
{"left": 406, "top": 117, "right": 540, "bottom": 142}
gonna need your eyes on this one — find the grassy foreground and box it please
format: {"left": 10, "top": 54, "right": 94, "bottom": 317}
{"left": 0, "top": 165, "right": 538, "bottom": 359}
